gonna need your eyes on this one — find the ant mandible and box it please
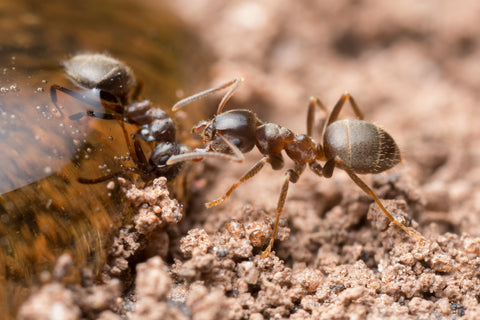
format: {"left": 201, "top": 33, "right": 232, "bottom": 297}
{"left": 50, "top": 53, "right": 187, "bottom": 182}
{"left": 168, "top": 78, "right": 424, "bottom": 257}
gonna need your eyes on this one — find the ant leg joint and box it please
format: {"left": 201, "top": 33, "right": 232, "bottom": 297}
{"left": 287, "top": 169, "right": 299, "bottom": 183}
{"left": 309, "top": 161, "right": 323, "bottom": 177}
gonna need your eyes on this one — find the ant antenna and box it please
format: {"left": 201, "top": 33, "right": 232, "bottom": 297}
{"left": 172, "top": 77, "right": 243, "bottom": 114}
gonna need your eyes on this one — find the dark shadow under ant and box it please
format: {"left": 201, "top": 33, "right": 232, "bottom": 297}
{"left": 50, "top": 53, "right": 187, "bottom": 183}
{"left": 167, "top": 78, "right": 424, "bottom": 257}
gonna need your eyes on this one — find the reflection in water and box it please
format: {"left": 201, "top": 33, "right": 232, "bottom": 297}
{"left": 0, "top": 0, "right": 211, "bottom": 318}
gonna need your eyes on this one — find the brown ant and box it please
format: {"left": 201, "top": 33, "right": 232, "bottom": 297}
{"left": 168, "top": 78, "right": 424, "bottom": 257}
{"left": 50, "top": 53, "right": 187, "bottom": 182}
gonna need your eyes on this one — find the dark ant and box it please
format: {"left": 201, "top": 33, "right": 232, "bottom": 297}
{"left": 168, "top": 78, "right": 424, "bottom": 257}
{"left": 50, "top": 53, "right": 187, "bottom": 182}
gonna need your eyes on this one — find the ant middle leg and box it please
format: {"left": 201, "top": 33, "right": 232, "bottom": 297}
{"left": 308, "top": 160, "right": 325, "bottom": 177}
{"left": 262, "top": 163, "right": 306, "bottom": 258}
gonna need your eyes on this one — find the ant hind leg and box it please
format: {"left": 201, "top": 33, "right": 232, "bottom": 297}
{"left": 323, "top": 93, "right": 364, "bottom": 137}
{"left": 307, "top": 97, "right": 329, "bottom": 136}
{"left": 336, "top": 158, "right": 425, "bottom": 242}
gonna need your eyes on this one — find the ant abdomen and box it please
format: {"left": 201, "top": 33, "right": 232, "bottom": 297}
{"left": 62, "top": 53, "right": 136, "bottom": 100}
{"left": 324, "top": 119, "right": 401, "bottom": 174}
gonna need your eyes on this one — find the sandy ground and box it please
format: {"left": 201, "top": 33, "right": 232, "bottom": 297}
{"left": 8, "top": 0, "right": 480, "bottom": 319}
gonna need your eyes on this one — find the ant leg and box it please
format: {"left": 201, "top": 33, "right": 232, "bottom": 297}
{"left": 321, "top": 159, "right": 335, "bottom": 178}
{"left": 119, "top": 120, "right": 144, "bottom": 168}
{"left": 335, "top": 158, "right": 424, "bottom": 242}
{"left": 322, "top": 93, "right": 364, "bottom": 137}
{"left": 51, "top": 84, "right": 103, "bottom": 112}
{"left": 78, "top": 121, "right": 140, "bottom": 183}
{"left": 78, "top": 167, "right": 139, "bottom": 184}
{"left": 262, "top": 163, "right": 306, "bottom": 258}
{"left": 73, "top": 110, "right": 119, "bottom": 120}
{"left": 206, "top": 155, "right": 274, "bottom": 208}
{"left": 50, "top": 84, "right": 119, "bottom": 120}
{"left": 308, "top": 161, "right": 324, "bottom": 177}
{"left": 172, "top": 78, "right": 243, "bottom": 114}
{"left": 132, "top": 135, "right": 149, "bottom": 173}
{"left": 307, "top": 97, "right": 329, "bottom": 136}
{"left": 69, "top": 110, "right": 121, "bottom": 121}
{"left": 167, "top": 132, "right": 245, "bottom": 164}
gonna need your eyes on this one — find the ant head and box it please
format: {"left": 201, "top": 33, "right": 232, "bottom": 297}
{"left": 63, "top": 53, "right": 136, "bottom": 101}
{"left": 149, "top": 142, "right": 186, "bottom": 179}
{"left": 150, "top": 142, "right": 181, "bottom": 168}
{"left": 200, "top": 109, "right": 258, "bottom": 154}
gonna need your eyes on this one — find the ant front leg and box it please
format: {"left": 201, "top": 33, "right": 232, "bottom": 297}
{"left": 205, "top": 155, "right": 280, "bottom": 208}
{"left": 262, "top": 163, "right": 306, "bottom": 258}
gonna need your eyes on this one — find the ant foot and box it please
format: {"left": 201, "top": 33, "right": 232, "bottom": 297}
{"left": 205, "top": 197, "right": 226, "bottom": 208}
{"left": 409, "top": 229, "right": 426, "bottom": 243}
{"left": 261, "top": 238, "right": 275, "bottom": 258}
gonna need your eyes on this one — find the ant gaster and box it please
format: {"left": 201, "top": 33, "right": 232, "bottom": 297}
{"left": 168, "top": 78, "right": 424, "bottom": 257}
{"left": 50, "top": 53, "right": 187, "bottom": 182}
